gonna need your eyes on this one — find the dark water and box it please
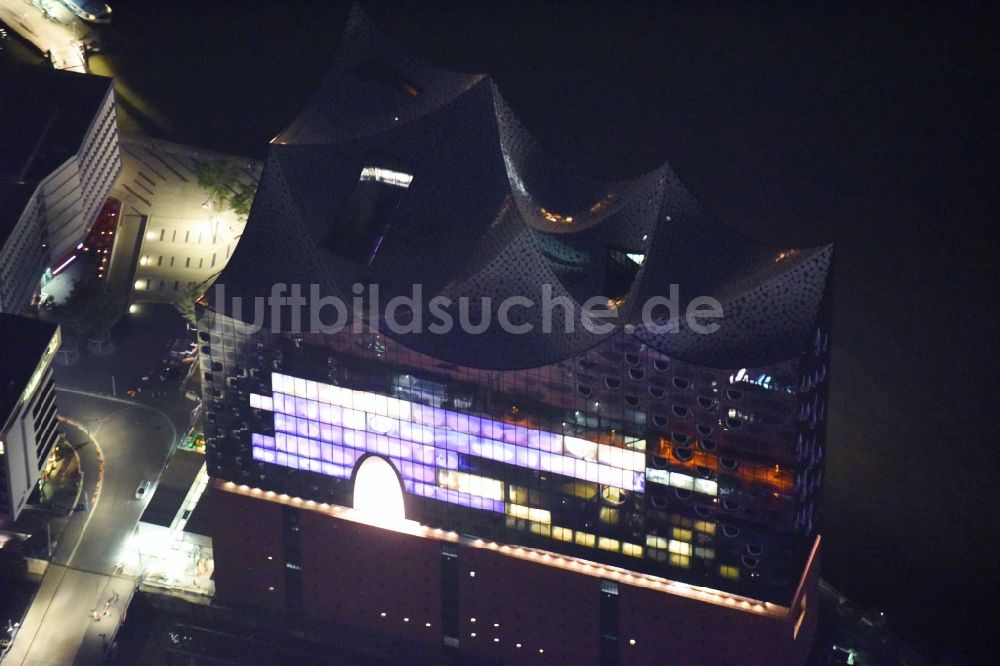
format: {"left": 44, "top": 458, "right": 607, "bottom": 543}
{"left": 57, "top": 1, "right": 1000, "bottom": 660}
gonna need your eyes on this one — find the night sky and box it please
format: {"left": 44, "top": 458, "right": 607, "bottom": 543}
{"left": 18, "top": 0, "right": 997, "bottom": 660}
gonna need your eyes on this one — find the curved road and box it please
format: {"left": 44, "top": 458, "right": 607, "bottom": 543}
{"left": 3, "top": 390, "right": 177, "bottom": 665}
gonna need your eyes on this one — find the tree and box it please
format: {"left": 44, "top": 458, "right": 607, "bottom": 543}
{"left": 194, "top": 159, "right": 256, "bottom": 221}
{"left": 54, "top": 280, "right": 127, "bottom": 343}
{"left": 194, "top": 159, "right": 241, "bottom": 210}
{"left": 229, "top": 182, "right": 254, "bottom": 219}
{"left": 174, "top": 275, "right": 217, "bottom": 327}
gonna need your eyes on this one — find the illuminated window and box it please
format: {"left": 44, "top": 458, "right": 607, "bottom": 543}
{"left": 694, "top": 478, "right": 718, "bottom": 495}
{"left": 353, "top": 456, "right": 405, "bottom": 523}
{"left": 694, "top": 520, "right": 716, "bottom": 534}
{"left": 601, "top": 486, "right": 627, "bottom": 505}
{"left": 529, "top": 521, "right": 551, "bottom": 538}
{"left": 562, "top": 480, "right": 599, "bottom": 500}
{"left": 645, "top": 534, "right": 668, "bottom": 550}
{"left": 359, "top": 167, "right": 414, "bottom": 188}
{"left": 599, "top": 507, "right": 620, "bottom": 525}
{"left": 720, "top": 565, "right": 740, "bottom": 580}
{"left": 507, "top": 503, "right": 551, "bottom": 524}
{"left": 667, "top": 540, "right": 692, "bottom": 556}
{"left": 564, "top": 436, "right": 598, "bottom": 461}
{"left": 669, "top": 553, "right": 690, "bottom": 568}
{"left": 552, "top": 526, "right": 573, "bottom": 542}
{"left": 574, "top": 531, "right": 596, "bottom": 547}
{"left": 438, "top": 470, "right": 504, "bottom": 501}
{"left": 539, "top": 207, "right": 574, "bottom": 225}
{"left": 622, "top": 543, "right": 643, "bottom": 558}
{"left": 672, "top": 528, "right": 692, "bottom": 542}
{"left": 598, "top": 537, "right": 620, "bottom": 552}
{"left": 694, "top": 547, "right": 715, "bottom": 560}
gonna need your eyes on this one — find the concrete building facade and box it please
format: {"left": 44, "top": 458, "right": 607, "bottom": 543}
{"left": 0, "top": 62, "right": 121, "bottom": 313}
{"left": 0, "top": 315, "right": 62, "bottom": 522}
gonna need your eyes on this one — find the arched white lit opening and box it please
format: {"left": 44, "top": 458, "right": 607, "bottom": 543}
{"left": 353, "top": 456, "right": 406, "bottom": 524}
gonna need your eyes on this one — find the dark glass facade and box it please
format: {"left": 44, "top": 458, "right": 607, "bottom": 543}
{"left": 201, "top": 302, "right": 829, "bottom": 606}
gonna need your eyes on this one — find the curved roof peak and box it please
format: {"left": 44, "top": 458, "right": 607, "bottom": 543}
{"left": 275, "top": 4, "right": 486, "bottom": 146}
{"left": 493, "top": 85, "right": 670, "bottom": 235}
{"left": 209, "top": 4, "right": 834, "bottom": 370}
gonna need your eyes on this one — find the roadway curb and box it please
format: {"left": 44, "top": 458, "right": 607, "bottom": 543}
{"left": 57, "top": 415, "right": 99, "bottom": 511}
{"left": 53, "top": 414, "right": 106, "bottom": 569}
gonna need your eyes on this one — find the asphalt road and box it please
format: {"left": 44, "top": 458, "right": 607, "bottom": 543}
{"left": 53, "top": 391, "right": 177, "bottom": 573}
{"left": 3, "top": 392, "right": 177, "bottom": 665}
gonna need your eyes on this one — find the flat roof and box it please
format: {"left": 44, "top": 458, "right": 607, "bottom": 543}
{"left": 0, "top": 60, "right": 112, "bottom": 246}
{"left": 139, "top": 449, "right": 204, "bottom": 528}
{"left": 0, "top": 314, "right": 58, "bottom": 423}
{"left": 184, "top": 487, "right": 213, "bottom": 537}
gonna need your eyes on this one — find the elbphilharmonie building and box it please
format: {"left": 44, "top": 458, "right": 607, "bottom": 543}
{"left": 199, "top": 7, "right": 832, "bottom": 664}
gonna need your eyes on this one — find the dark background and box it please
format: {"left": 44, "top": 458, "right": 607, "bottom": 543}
{"left": 9, "top": 0, "right": 998, "bottom": 660}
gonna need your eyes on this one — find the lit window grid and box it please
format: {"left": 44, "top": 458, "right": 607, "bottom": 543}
{"left": 242, "top": 373, "right": 752, "bottom": 566}
{"left": 206, "top": 317, "right": 814, "bottom": 595}
{"left": 250, "top": 436, "right": 503, "bottom": 513}
{"left": 270, "top": 374, "right": 647, "bottom": 470}
{"left": 252, "top": 383, "right": 646, "bottom": 491}
{"left": 250, "top": 431, "right": 657, "bottom": 562}
{"left": 646, "top": 467, "right": 718, "bottom": 496}
{"left": 260, "top": 402, "right": 641, "bottom": 491}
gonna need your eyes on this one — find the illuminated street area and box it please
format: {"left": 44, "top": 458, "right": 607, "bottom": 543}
{"left": 1, "top": 391, "right": 177, "bottom": 665}
{"left": 123, "top": 458, "right": 215, "bottom": 599}
{"left": 109, "top": 137, "right": 261, "bottom": 304}
{"left": 0, "top": 0, "right": 94, "bottom": 72}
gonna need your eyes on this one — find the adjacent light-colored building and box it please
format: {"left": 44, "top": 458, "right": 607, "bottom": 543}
{"left": 0, "top": 61, "right": 121, "bottom": 314}
{"left": 113, "top": 138, "right": 260, "bottom": 305}
{"left": 0, "top": 314, "right": 62, "bottom": 522}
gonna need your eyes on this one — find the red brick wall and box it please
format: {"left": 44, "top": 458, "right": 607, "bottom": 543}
{"left": 298, "top": 512, "right": 443, "bottom": 649}
{"left": 210, "top": 489, "right": 819, "bottom": 665}
{"left": 457, "top": 547, "right": 601, "bottom": 665}
{"left": 617, "top": 546, "right": 820, "bottom": 666}
{"left": 210, "top": 487, "right": 287, "bottom": 612}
